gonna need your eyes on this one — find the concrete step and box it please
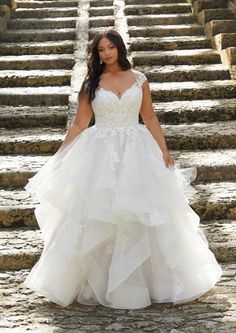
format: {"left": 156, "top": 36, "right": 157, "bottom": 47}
{"left": 0, "top": 54, "right": 75, "bottom": 70}
{"left": 7, "top": 17, "right": 77, "bottom": 30}
{"left": 2, "top": 28, "right": 76, "bottom": 42}
{"left": 0, "top": 41, "right": 75, "bottom": 55}
{"left": 130, "top": 36, "right": 212, "bottom": 51}
{"left": 149, "top": 80, "right": 236, "bottom": 102}
{"left": 0, "top": 179, "right": 235, "bottom": 226}
{"left": 129, "top": 24, "right": 204, "bottom": 37}
{"left": 1, "top": 149, "right": 236, "bottom": 189}
{"left": 151, "top": 98, "right": 236, "bottom": 123}
{"left": 125, "top": 3, "right": 192, "bottom": 15}
{"left": 1, "top": 222, "right": 235, "bottom": 270}
{"left": 11, "top": 7, "right": 78, "bottom": 19}
{"left": 88, "top": 16, "right": 114, "bottom": 28}
{"left": 16, "top": 0, "right": 79, "bottom": 8}
{"left": 0, "top": 69, "right": 71, "bottom": 87}
{"left": 0, "top": 264, "right": 235, "bottom": 331}
{"left": 132, "top": 49, "right": 221, "bottom": 66}
{"left": 127, "top": 13, "right": 196, "bottom": 26}
{"left": 88, "top": 6, "right": 114, "bottom": 17}
{"left": 135, "top": 64, "right": 230, "bottom": 82}
{"left": 0, "top": 127, "right": 65, "bottom": 155}
{"left": 0, "top": 106, "right": 67, "bottom": 129}
{"left": 0, "top": 86, "right": 70, "bottom": 106}
{"left": 0, "top": 121, "right": 235, "bottom": 156}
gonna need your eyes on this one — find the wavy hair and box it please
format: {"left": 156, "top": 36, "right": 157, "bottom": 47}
{"left": 79, "top": 29, "right": 131, "bottom": 103}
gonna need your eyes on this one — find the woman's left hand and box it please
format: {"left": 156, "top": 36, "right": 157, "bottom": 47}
{"left": 162, "top": 150, "right": 175, "bottom": 168}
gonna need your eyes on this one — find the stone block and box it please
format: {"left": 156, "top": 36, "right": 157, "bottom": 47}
{"left": 220, "top": 47, "right": 236, "bottom": 67}
{"left": 205, "top": 20, "right": 236, "bottom": 37}
{"left": 198, "top": 8, "right": 234, "bottom": 24}
{"left": 193, "top": 0, "right": 227, "bottom": 15}
{"left": 213, "top": 32, "right": 236, "bottom": 50}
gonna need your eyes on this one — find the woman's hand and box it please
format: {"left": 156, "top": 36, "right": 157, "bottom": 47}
{"left": 162, "top": 150, "right": 175, "bottom": 168}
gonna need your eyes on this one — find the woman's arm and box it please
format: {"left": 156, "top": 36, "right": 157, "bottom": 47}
{"left": 58, "top": 91, "right": 94, "bottom": 152}
{"left": 140, "top": 79, "right": 174, "bottom": 167}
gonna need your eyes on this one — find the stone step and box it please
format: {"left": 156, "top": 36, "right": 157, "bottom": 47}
{"left": 0, "top": 106, "right": 67, "bottom": 129}
{"left": 0, "top": 127, "right": 65, "bottom": 155}
{"left": 149, "top": 80, "right": 236, "bottom": 102}
{"left": 0, "top": 54, "right": 75, "bottom": 69}
{"left": 0, "top": 86, "right": 70, "bottom": 106}
{"left": 89, "top": 26, "right": 115, "bottom": 40}
{"left": 127, "top": 13, "right": 196, "bottom": 26}
{"left": 1, "top": 149, "right": 236, "bottom": 189}
{"left": 152, "top": 98, "right": 236, "bottom": 123}
{"left": 126, "top": 0, "right": 188, "bottom": 4}
{"left": 2, "top": 28, "right": 76, "bottom": 43}
{"left": 198, "top": 8, "right": 235, "bottom": 25}
{"left": 0, "top": 41, "right": 75, "bottom": 56}
{"left": 0, "top": 121, "right": 235, "bottom": 155}
{"left": 135, "top": 64, "right": 230, "bottom": 82}
{"left": 16, "top": 0, "right": 79, "bottom": 8}
{"left": 88, "top": 6, "right": 114, "bottom": 17}
{"left": 130, "top": 36, "right": 211, "bottom": 51}
{"left": 1, "top": 222, "right": 235, "bottom": 270}
{"left": 0, "top": 264, "right": 235, "bottom": 331}
{"left": 88, "top": 16, "right": 114, "bottom": 28}
{"left": 125, "top": 3, "right": 192, "bottom": 15}
{"left": 90, "top": 0, "right": 113, "bottom": 6}
{"left": 204, "top": 20, "right": 236, "bottom": 38}
{"left": 132, "top": 49, "right": 221, "bottom": 66}
{"left": 11, "top": 7, "right": 78, "bottom": 19}
{"left": 0, "top": 181, "right": 235, "bottom": 227}
{"left": 193, "top": 0, "right": 227, "bottom": 14}
{"left": 128, "top": 24, "right": 204, "bottom": 37}
{"left": 214, "top": 33, "right": 236, "bottom": 51}
{"left": 7, "top": 17, "right": 77, "bottom": 30}
{"left": 0, "top": 69, "right": 71, "bottom": 87}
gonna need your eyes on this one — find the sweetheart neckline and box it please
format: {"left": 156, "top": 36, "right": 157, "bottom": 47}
{"left": 98, "top": 81, "right": 140, "bottom": 100}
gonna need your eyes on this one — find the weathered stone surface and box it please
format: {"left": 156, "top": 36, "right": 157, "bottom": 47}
{"left": 204, "top": 19, "right": 236, "bottom": 38}
{"left": 128, "top": 24, "right": 204, "bottom": 37}
{"left": 0, "top": 40, "right": 75, "bottom": 56}
{"left": 220, "top": 46, "right": 236, "bottom": 67}
{"left": 0, "top": 69, "right": 71, "bottom": 87}
{"left": 8, "top": 17, "right": 77, "bottom": 30}
{"left": 127, "top": 13, "right": 196, "bottom": 26}
{"left": 125, "top": 3, "right": 192, "bottom": 15}
{"left": 2, "top": 28, "right": 76, "bottom": 42}
{"left": 151, "top": 98, "right": 236, "bottom": 123}
{"left": 149, "top": 80, "right": 236, "bottom": 101}
{"left": 0, "top": 264, "right": 235, "bottom": 332}
{"left": 193, "top": 0, "right": 227, "bottom": 14}
{"left": 16, "top": 0, "right": 79, "bottom": 8}
{"left": 0, "top": 54, "right": 75, "bottom": 70}
{"left": 0, "top": 105, "right": 67, "bottom": 128}
{"left": 213, "top": 32, "right": 236, "bottom": 51}
{"left": 0, "top": 86, "right": 70, "bottom": 106}
{"left": 88, "top": 6, "right": 114, "bottom": 17}
{"left": 135, "top": 64, "right": 230, "bottom": 82}
{"left": 88, "top": 15, "right": 114, "bottom": 27}
{"left": 11, "top": 7, "right": 78, "bottom": 19}
{"left": 130, "top": 36, "right": 211, "bottom": 51}
{"left": 198, "top": 8, "right": 235, "bottom": 25}
{"left": 132, "top": 49, "right": 220, "bottom": 66}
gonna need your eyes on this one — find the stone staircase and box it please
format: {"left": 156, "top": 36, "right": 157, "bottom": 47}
{"left": 0, "top": 0, "right": 236, "bottom": 332}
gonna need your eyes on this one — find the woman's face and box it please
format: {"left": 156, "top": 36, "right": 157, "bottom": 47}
{"left": 97, "top": 37, "right": 119, "bottom": 65}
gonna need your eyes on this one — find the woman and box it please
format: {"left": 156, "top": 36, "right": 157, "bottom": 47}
{"left": 23, "top": 29, "right": 222, "bottom": 309}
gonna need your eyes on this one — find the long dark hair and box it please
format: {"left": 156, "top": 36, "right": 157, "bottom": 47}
{"left": 79, "top": 29, "right": 131, "bottom": 103}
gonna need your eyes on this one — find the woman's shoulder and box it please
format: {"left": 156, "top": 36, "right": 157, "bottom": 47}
{"left": 131, "top": 68, "right": 148, "bottom": 85}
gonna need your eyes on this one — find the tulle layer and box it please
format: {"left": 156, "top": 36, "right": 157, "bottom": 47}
{"left": 23, "top": 124, "right": 222, "bottom": 309}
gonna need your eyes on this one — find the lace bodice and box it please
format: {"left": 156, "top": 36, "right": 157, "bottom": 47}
{"left": 91, "top": 69, "right": 147, "bottom": 128}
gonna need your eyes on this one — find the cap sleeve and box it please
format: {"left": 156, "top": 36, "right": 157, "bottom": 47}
{"left": 133, "top": 69, "right": 147, "bottom": 86}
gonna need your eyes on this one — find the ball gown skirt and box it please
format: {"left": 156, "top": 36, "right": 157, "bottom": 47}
{"left": 22, "top": 69, "right": 222, "bottom": 309}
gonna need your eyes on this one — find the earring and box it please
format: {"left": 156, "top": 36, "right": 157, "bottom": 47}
{"left": 100, "top": 59, "right": 103, "bottom": 64}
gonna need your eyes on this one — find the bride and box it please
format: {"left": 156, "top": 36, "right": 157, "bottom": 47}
{"left": 23, "top": 28, "right": 222, "bottom": 309}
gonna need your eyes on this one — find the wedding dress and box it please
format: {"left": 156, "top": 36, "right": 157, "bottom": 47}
{"left": 23, "top": 69, "right": 222, "bottom": 309}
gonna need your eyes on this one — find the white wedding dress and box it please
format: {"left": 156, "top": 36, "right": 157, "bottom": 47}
{"left": 23, "top": 69, "right": 222, "bottom": 309}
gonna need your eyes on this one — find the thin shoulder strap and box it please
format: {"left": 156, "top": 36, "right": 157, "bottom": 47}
{"left": 132, "top": 69, "right": 147, "bottom": 86}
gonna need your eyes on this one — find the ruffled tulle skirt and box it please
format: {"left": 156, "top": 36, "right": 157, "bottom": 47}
{"left": 23, "top": 123, "right": 222, "bottom": 309}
